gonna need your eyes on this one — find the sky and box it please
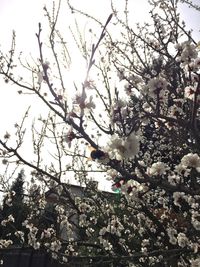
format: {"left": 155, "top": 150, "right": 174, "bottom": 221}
{"left": 0, "top": 0, "right": 199, "bottom": 190}
{"left": 0, "top": 0, "right": 199, "bottom": 132}
{"left": 0, "top": 0, "right": 152, "bottom": 143}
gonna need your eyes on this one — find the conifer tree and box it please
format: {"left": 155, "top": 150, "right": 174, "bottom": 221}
{"left": 0, "top": 170, "right": 28, "bottom": 245}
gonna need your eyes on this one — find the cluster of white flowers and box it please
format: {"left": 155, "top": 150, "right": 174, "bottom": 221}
{"left": 73, "top": 91, "right": 95, "bottom": 115}
{"left": 3, "top": 191, "right": 15, "bottom": 207}
{"left": 64, "top": 244, "right": 77, "bottom": 256}
{"left": 191, "top": 211, "right": 200, "bottom": 231}
{"left": 168, "top": 174, "right": 181, "bottom": 185}
{"left": 177, "top": 232, "right": 189, "bottom": 248}
{"left": 41, "top": 228, "right": 55, "bottom": 239}
{"left": 1, "top": 214, "right": 15, "bottom": 226}
{"left": 184, "top": 86, "right": 198, "bottom": 101}
{"left": 142, "top": 102, "right": 152, "bottom": 113}
{"left": 106, "top": 169, "right": 118, "bottom": 181}
{"left": 0, "top": 239, "right": 13, "bottom": 249}
{"left": 14, "top": 231, "right": 25, "bottom": 242}
{"left": 38, "top": 197, "right": 46, "bottom": 209}
{"left": 175, "top": 164, "right": 191, "bottom": 178}
{"left": 50, "top": 240, "right": 62, "bottom": 252}
{"left": 99, "top": 217, "right": 124, "bottom": 239}
{"left": 142, "top": 239, "right": 150, "bottom": 247}
{"left": 167, "top": 227, "right": 177, "bottom": 245}
{"left": 78, "top": 201, "right": 92, "bottom": 213}
{"left": 98, "top": 236, "right": 113, "bottom": 251}
{"left": 147, "top": 161, "right": 168, "bottom": 176}
{"left": 26, "top": 224, "right": 40, "bottom": 250}
{"left": 147, "top": 77, "right": 168, "bottom": 97}
{"left": 181, "top": 153, "right": 200, "bottom": 171}
{"left": 106, "top": 216, "right": 124, "bottom": 237}
{"left": 176, "top": 41, "right": 198, "bottom": 66}
{"left": 173, "top": 192, "right": 185, "bottom": 207}
{"left": 191, "top": 258, "right": 200, "bottom": 267}
{"left": 168, "top": 104, "right": 183, "bottom": 118}
{"left": 192, "top": 57, "right": 200, "bottom": 71}
{"left": 55, "top": 205, "right": 65, "bottom": 215}
{"left": 106, "top": 133, "right": 140, "bottom": 160}
{"left": 124, "top": 74, "right": 143, "bottom": 95}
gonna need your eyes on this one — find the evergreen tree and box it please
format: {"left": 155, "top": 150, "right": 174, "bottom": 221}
{"left": 0, "top": 170, "right": 28, "bottom": 246}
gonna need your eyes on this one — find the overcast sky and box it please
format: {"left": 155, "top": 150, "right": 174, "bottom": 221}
{"left": 0, "top": 0, "right": 199, "bottom": 60}
{"left": 0, "top": 0, "right": 199, "bottom": 140}
{"left": 0, "top": 0, "right": 152, "bottom": 129}
{"left": 0, "top": 0, "right": 199, "bottom": 189}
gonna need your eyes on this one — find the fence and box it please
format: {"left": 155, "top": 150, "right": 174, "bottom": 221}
{"left": 0, "top": 248, "right": 65, "bottom": 267}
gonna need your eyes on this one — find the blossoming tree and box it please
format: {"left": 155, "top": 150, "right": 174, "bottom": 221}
{"left": 0, "top": 0, "right": 200, "bottom": 266}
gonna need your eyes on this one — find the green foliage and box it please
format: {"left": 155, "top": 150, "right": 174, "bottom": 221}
{"left": 0, "top": 170, "right": 28, "bottom": 245}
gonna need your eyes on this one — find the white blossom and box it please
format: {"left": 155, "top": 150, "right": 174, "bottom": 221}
{"left": 191, "top": 218, "right": 200, "bottom": 231}
{"left": 147, "top": 77, "right": 168, "bottom": 97}
{"left": 191, "top": 212, "right": 200, "bottom": 230}
{"left": 99, "top": 236, "right": 113, "bottom": 251}
{"left": 176, "top": 41, "right": 198, "bottom": 65}
{"left": 167, "top": 227, "right": 177, "bottom": 245}
{"left": 0, "top": 239, "right": 13, "bottom": 249}
{"left": 73, "top": 92, "right": 95, "bottom": 115}
{"left": 191, "top": 258, "right": 200, "bottom": 267}
{"left": 1, "top": 215, "right": 15, "bottom": 226}
{"left": 107, "top": 133, "right": 140, "bottom": 160}
{"left": 173, "top": 192, "right": 185, "bottom": 207}
{"left": 184, "top": 86, "right": 197, "bottom": 101}
{"left": 181, "top": 153, "right": 200, "bottom": 171}
{"left": 15, "top": 231, "right": 25, "bottom": 242}
{"left": 177, "top": 233, "right": 188, "bottom": 248}
{"left": 147, "top": 162, "right": 168, "bottom": 176}
{"left": 50, "top": 240, "right": 62, "bottom": 252}
{"left": 193, "top": 57, "right": 200, "bottom": 70}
